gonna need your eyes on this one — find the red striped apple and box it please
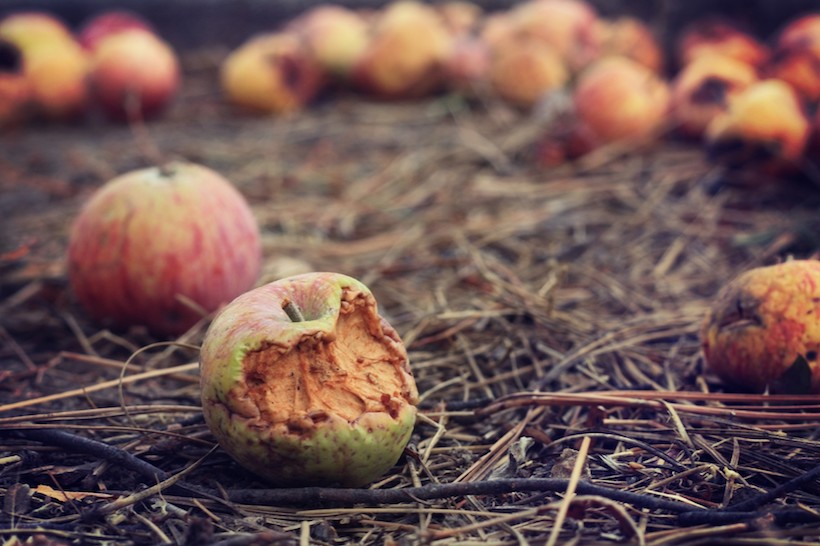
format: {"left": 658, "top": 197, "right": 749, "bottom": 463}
{"left": 67, "top": 162, "right": 261, "bottom": 336}
{"left": 200, "top": 272, "right": 419, "bottom": 486}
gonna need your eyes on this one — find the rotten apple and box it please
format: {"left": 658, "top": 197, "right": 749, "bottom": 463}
{"left": 200, "top": 272, "right": 419, "bottom": 487}
{"left": 701, "top": 260, "right": 820, "bottom": 393}
{"left": 67, "top": 161, "right": 262, "bottom": 336}
{"left": 221, "top": 32, "right": 325, "bottom": 115}
{"left": 704, "top": 79, "right": 810, "bottom": 175}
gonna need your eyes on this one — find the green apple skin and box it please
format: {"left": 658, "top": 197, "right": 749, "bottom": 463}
{"left": 200, "top": 272, "right": 419, "bottom": 487}
{"left": 68, "top": 161, "right": 261, "bottom": 336}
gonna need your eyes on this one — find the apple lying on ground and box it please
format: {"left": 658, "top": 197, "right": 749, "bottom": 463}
{"left": 87, "top": 28, "right": 180, "bottom": 121}
{"left": 572, "top": 56, "right": 670, "bottom": 146}
{"left": 221, "top": 32, "right": 325, "bottom": 115}
{"left": 701, "top": 260, "right": 820, "bottom": 393}
{"left": 488, "top": 38, "right": 568, "bottom": 108}
{"left": 594, "top": 16, "right": 664, "bottom": 73}
{"left": 677, "top": 18, "right": 770, "bottom": 68}
{"left": 352, "top": 0, "right": 452, "bottom": 99}
{"left": 704, "top": 79, "right": 809, "bottom": 175}
{"left": 289, "top": 5, "right": 370, "bottom": 80}
{"left": 23, "top": 38, "right": 90, "bottom": 121}
{"left": 670, "top": 54, "right": 758, "bottom": 139}
{"left": 200, "top": 272, "right": 419, "bottom": 487}
{"left": 766, "top": 14, "right": 820, "bottom": 103}
{"left": 67, "top": 161, "right": 262, "bottom": 336}
{"left": 0, "top": 11, "right": 73, "bottom": 50}
{"left": 504, "top": 0, "right": 600, "bottom": 72}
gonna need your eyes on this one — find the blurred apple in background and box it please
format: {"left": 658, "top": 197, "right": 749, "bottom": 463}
{"left": 502, "top": 0, "right": 601, "bottom": 72}
{"left": 289, "top": 5, "right": 370, "bottom": 81}
{"left": 77, "top": 10, "right": 154, "bottom": 51}
{"left": 86, "top": 28, "right": 180, "bottom": 121}
{"left": 594, "top": 17, "right": 664, "bottom": 74}
{"left": 670, "top": 54, "right": 758, "bottom": 139}
{"left": 221, "top": 32, "right": 325, "bottom": 115}
{"left": 352, "top": 1, "right": 452, "bottom": 99}
{"left": 0, "top": 11, "right": 90, "bottom": 121}
{"left": 67, "top": 161, "right": 262, "bottom": 336}
{"left": 572, "top": 56, "right": 670, "bottom": 147}
{"left": 677, "top": 18, "right": 770, "bottom": 69}
{"left": 0, "top": 11, "right": 73, "bottom": 50}
{"left": 766, "top": 14, "right": 820, "bottom": 103}
{"left": 705, "top": 79, "right": 810, "bottom": 175}
{"left": 488, "top": 38, "right": 569, "bottom": 108}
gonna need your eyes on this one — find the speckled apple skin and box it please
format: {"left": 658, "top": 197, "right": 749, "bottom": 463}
{"left": 199, "top": 272, "right": 419, "bottom": 487}
{"left": 68, "top": 161, "right": 261, "bottom": 336}
{"left": 701, "top": 260, "right": 820, "bottom": 392}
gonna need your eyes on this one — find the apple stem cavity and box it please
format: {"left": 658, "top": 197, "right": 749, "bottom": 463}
{"left": 282, "top": 298, "right": 305, "bottom": 322}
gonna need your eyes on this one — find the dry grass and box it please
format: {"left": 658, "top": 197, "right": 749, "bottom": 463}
{"left": 2, "top": 49, "right": 820, "bottom": 545}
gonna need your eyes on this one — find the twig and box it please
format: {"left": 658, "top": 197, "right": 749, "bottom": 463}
{"left": 224, "top": 478, "right": 702, "bottom": 512}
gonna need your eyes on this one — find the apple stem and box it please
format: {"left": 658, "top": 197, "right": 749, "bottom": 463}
{"left": 282, "top": 299, "right": 305, "bottom": 322}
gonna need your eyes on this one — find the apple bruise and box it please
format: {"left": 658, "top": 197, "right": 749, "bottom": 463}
{"left": 240, "top": 289, "right": 415, "bottom": 438}
{"left": 701, "top": 261, "right": 820, "bottom": 392}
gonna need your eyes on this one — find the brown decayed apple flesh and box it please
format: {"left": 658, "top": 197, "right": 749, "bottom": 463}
{"left": 241, "top": 290, "right": 412, "bottom": 434}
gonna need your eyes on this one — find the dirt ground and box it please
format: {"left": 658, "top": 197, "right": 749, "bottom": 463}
{"left": 3, "top": 45, "right": 820, "bottom": 545}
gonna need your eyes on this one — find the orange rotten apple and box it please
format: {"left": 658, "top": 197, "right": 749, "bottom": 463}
{"left": 67, "top": 161, "right": 261, "bottom": 336}
{"left": 701, "top": 260, "right": 820, "bottom": 393}
{"left": 199, "top": 272, "right": 419, "bottom": 487}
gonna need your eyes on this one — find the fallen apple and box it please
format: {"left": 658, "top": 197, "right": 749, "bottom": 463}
{"left": 351, "top": 0, "right": 452, "bottom": 99}
{"left": 442, "top": 35, "right": 491, "bottom": 94}
{"left": 67, "top": 161, "right": 262, "bottom": 336}
{"left": 670, "top": 54, "right": 758, "bottom": 139}
{"left": 766, "top": 14, "right": 820, "bottom": 103}
{"left": 488, "top": 38, "right": 569, "bottom": 108}
{"left": 200, "top": 272, "right": 419, "bottom": 487}
{"left": 88, "top": 28, "right": 180, "bottom": 121}
{"left": 77, "top": 10, "right": 154, "bottom": 51}
{"left": 701, "top": 260, "right": 820, "bottom": 393}
{"left": 503, "top": 0, "right": 601, "bottom": 72}
{"left": 0, "top": 11, "right": 73, "bottom": 51}
{"left": 221, "top": 32, "right": 325, "bottom": 115}
{"left": 677, "top": 18, "right": 770, "bottom": 68}
{"left": 289, "top": 5, "right": 370, "bottom": 80}
{"left": 23, "top": 38, "right": 90, "bottom": 121}
{"left": 704, "top": 79, "right": 809, "bottom": 175}
{"left": 572, "top": 56, "right": 670, "bottom": 145}
{"left": 594, "top": 16, "right": 664, "bottom": 74}
{"left": 435, "top": 1, "right": 484, "bottom": 38}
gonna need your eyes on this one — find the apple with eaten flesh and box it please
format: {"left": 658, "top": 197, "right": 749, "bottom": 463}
{"left": 77, "top": 10, "right": 154, "bottom": 51}
{"left": 701, "top": 260, "right": 820, "bottom": 394}
{"left": 0, "top": 39, "right": 30, "bottom": 125}
{"left": 670, "top": 54, "right": 758, "bottom": 139}
{"left": 200, "top": 272, "right": 419, "bottom": 487}
{"left": 704, "top": 79, "right": 809, "bottom": 175}
{"left": 221, "top": 32, "right": 325, "bottom": 115}
{"left": 88, "top": 28, "right": 180, "bottom": 121}
{"left": 67, "top": 161, "right": 262, "bottom": 336}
